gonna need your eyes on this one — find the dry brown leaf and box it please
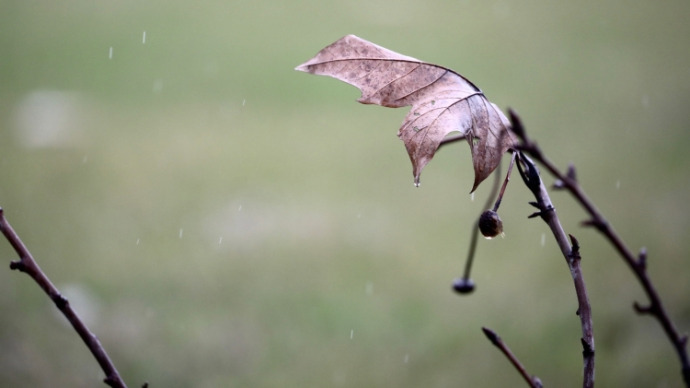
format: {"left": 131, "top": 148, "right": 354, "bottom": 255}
{"left": 296, "top": 35, "right": 516, "bottom": 191}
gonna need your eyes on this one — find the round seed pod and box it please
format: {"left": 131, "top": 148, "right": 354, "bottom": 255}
{"left": 479, "top": 210, "right": 503, "bottom": 239}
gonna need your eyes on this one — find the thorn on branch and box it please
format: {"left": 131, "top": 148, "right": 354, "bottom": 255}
{"left": 637, "top": 247, "right": 647, "bottom": 271}
{"left": 633, "top": 301, "right": 654, "bottom": 315}
{"left": 527, "top": 205, "right": 554, "bottom": 220}
{"left": 581, "top": 217, "right": 608, "bottom": 233}
{"left": 552, "top": 165, "right": 577, "bottom": 190}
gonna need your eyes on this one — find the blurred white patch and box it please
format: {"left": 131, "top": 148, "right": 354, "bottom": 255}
{"left": 153, "top": 79, "right": 164, "bottom": 93}
{"left": 365, "top": 281, "right": 373, "bottom": 295}
{"left": 108, "top": 46, "right": 113, "bottom": 59}
{"left": 14, "top": 90, "right": 85, "bottom": 148}
{"left": 142, "top": 30, "right": 147, "bottom": 44}
{"left": 540, "top": 232, "right": 546, "bottom": 247}
{"left": 53, "top": 283, "right": 101, "bottom": 328}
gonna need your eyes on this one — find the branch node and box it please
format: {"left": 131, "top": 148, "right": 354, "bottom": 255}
{"left": 637, "top": 247, "right": 647, "bottom": 271}
{"left": 569, "top": 234, "right": 581, "bottom": 262}
{"left": 53, "top": 293, "right": 68, "bottom": 309}
{"left": 566, "top": 164, "right": 577, "bottom": 182}
{"left": 9, "top": 260, "right": 25, "bottom": 271}
{"left": 633, "top": 301, "right": 653, "bottom": 315}
{"left": 580, "top": 337, "right": 595, "bottom": 358}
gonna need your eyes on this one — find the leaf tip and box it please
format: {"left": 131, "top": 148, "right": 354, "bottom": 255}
{"left": 294, "top": 63, "right": 310, "bottom": 73}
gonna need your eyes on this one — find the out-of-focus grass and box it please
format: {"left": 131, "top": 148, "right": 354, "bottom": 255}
{"left": 1, "top": 1, "right": 689, "bottom": 387}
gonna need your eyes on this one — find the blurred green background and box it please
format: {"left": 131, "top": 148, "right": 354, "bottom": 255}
{"left": 1, "top": 1, "right": 689, "bottom": 387}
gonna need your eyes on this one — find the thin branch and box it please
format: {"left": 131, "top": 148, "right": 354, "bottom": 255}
{"left": 482, "top": 327, "right": 543, "bottom": 388}
{"left": 510, "top": 109, "right": 690, "bottom": 387}
{"left": 0, "top": 207, "right": 128, "bottom": 388}
{"left": 515, "top": 152, "right": 596, "bottom": 388}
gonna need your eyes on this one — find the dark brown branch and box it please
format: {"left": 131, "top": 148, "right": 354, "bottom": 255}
{"left": 0, "top": 207, "right": 128, "bottom": 388}
{"left": 515, "top": 152, "right": 596, "bottom": 388}
{"left": 510, "top": 109, "right": 690, "bottom": 387}
{"left": 482, "top": 327, "right": 543, "bottom": 388}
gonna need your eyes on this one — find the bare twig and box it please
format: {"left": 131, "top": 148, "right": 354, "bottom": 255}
{"left": 0, "top": 207, "right": 128, "bottom": 388}
{"left": 482, "top": 327, "right": 543, "bottom": 388}
{"left": 510, "top": 109, "right": 690, "bottom": 387}
{"left": 515, "top": 152, "right": 596, "bottom": 388}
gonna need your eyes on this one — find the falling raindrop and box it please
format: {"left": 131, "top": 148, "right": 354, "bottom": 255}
{"left": 540, "top": 233, "right": 546, "bottom": 247}
{"left": 471, "top": 192, "right": 475, "bottom": 201}
{"left": 218, "top": 236, "right": 223, "bottom": 245}
{"left": 238, "top": 205, "right": 242, "bottom": 212}
{"left": 350, "top": 329, "right": 354, "bottom": 340}
{"left": 142, "top": 31, "right": 147, "bottom": 44}
{"left": 179, "top": 228, "right": 184, "bottom": 239}
{"left": 136, "top": 238, "right": 141, "bottom": 245}
{"left": 242, "top": 99, "right": 246, "bottom": 106}
{"left": 108, "top": 47, "right": 113, "bottom": 59}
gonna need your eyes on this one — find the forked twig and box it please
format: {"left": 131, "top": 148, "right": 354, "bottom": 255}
{"left": 0, "top": 207, "right": 129, "bottom": 388}
{"left": 482, "top": 327, "right": 543, "bottom": 388}
{"left": 510, "top": 109, "right": 690, "bottom": 387}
